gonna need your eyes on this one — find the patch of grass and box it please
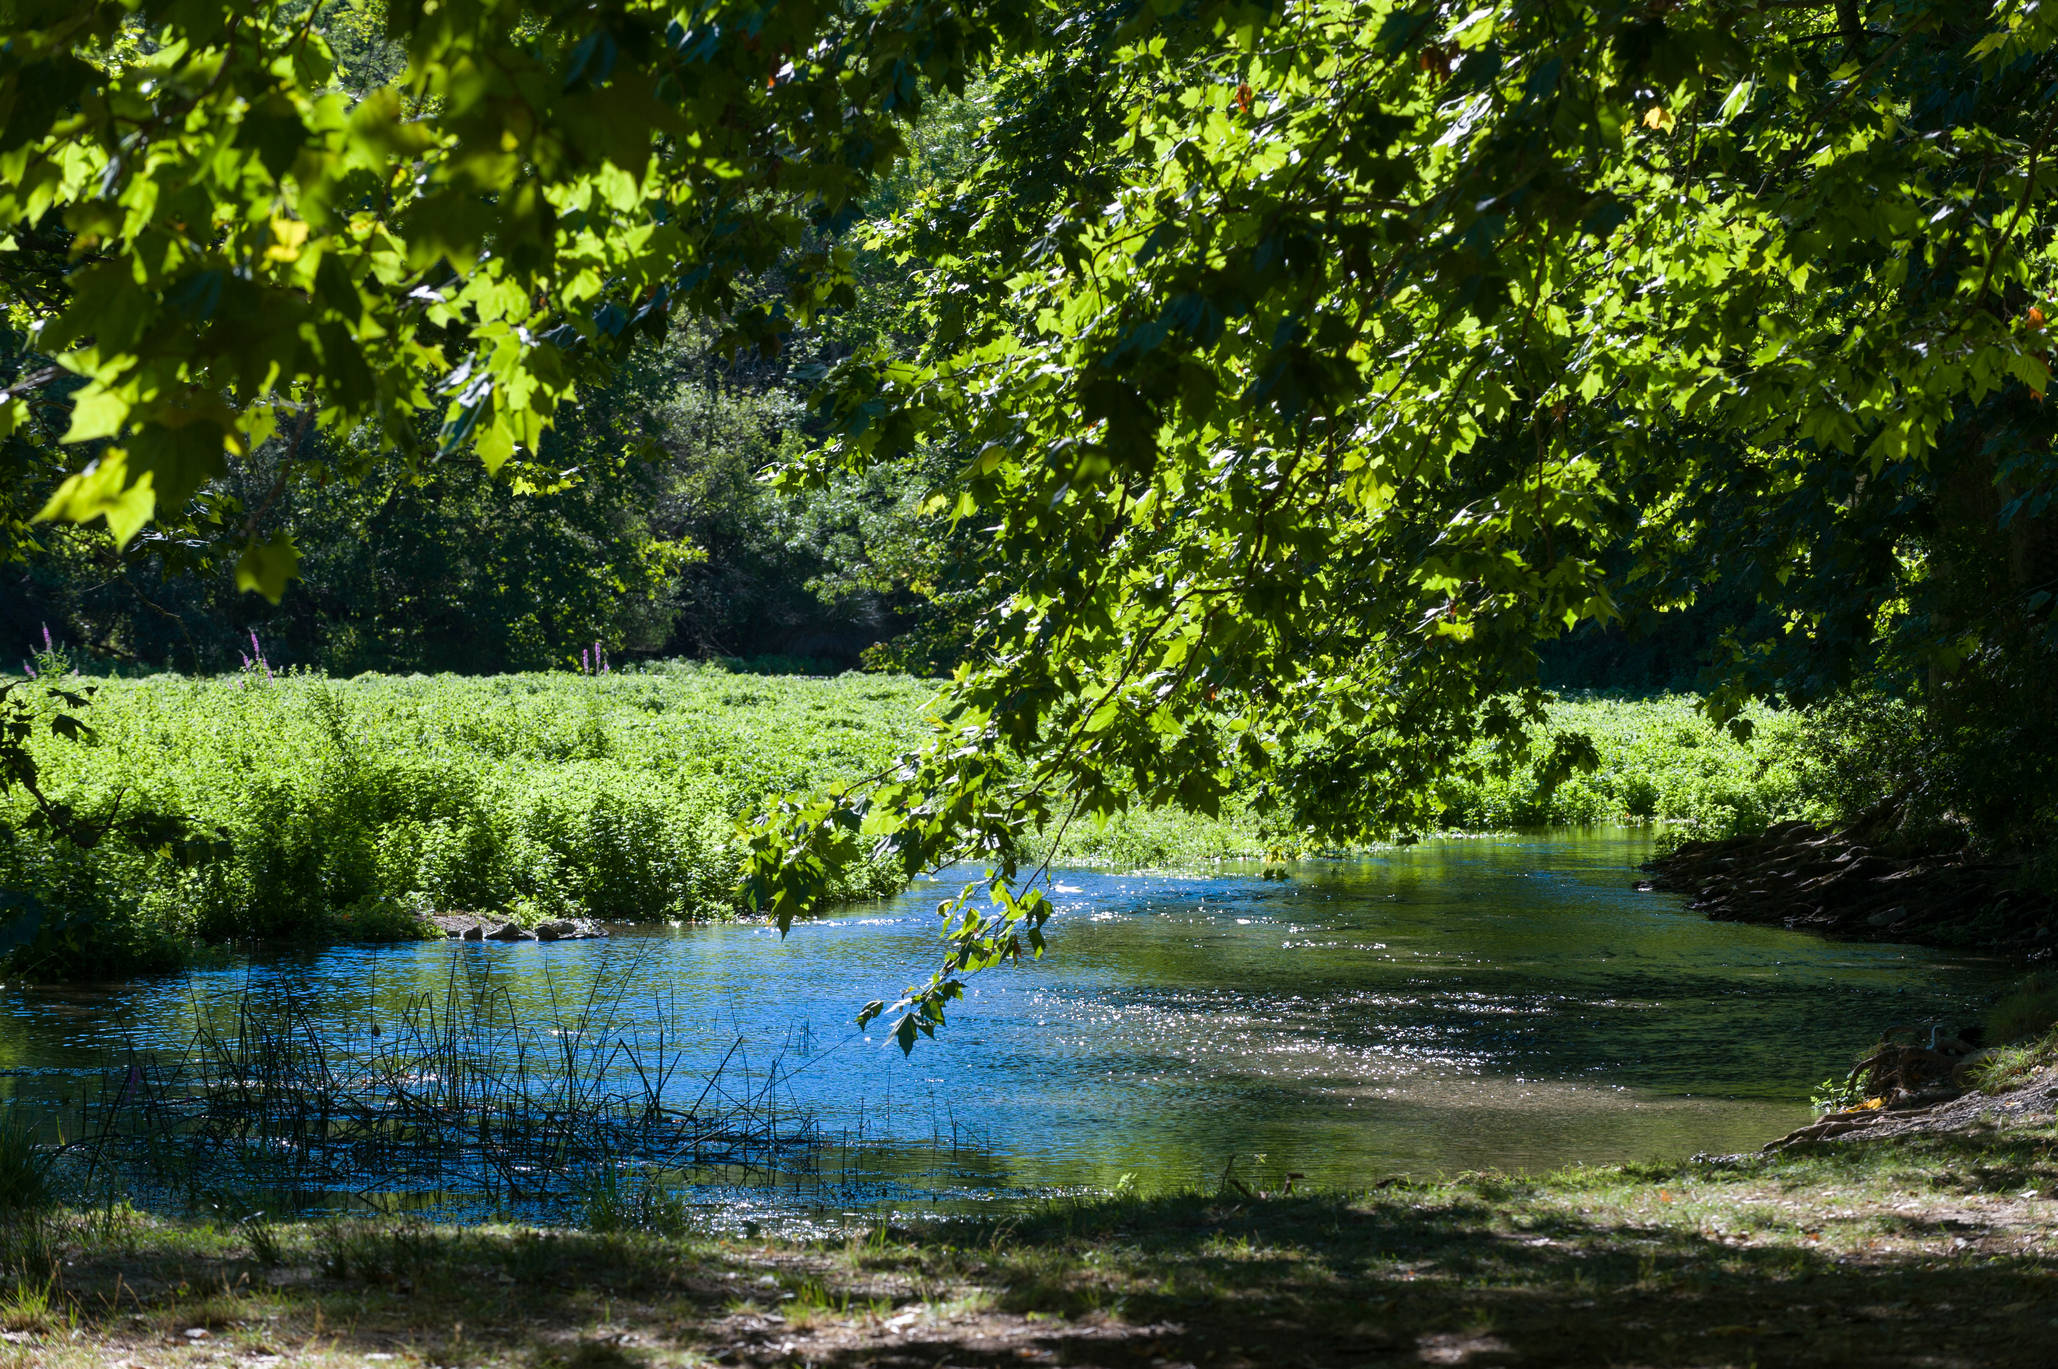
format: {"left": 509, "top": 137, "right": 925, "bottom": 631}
{"left": 1986, "top": 970, "right": 2058, "bottom": 1045}
{"left": 8, "top": 1123, "right": 2058, "bottom": 1366}
{"left": 1958, "top": 971, "right": 2058, "bottom": 1092}
{"left": 0, "top": 1276, "right": 68, "bottom": 1334}
{"left": 1965, "top": 1034, "right": 2058, "bottom": 1093}
{"left": 781, "top": 1278, "right": 890, "bottom": 1330}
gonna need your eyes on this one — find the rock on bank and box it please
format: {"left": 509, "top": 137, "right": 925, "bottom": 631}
{"left": 1640, "top": 820, "right": 2056, "bottom": 953}
{"left": 428, "top": 914, "right": 607, "bottom": 942}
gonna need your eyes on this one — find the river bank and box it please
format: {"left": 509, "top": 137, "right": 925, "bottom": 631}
{"left": 1642, "top": 820, "right": 2058, "bottom": 955}
{"left": 2, "top": 673, "right": 1844, "bottom": 981}
{"left": 6, "top": 1101, "right": 2056, "bottom": 1369}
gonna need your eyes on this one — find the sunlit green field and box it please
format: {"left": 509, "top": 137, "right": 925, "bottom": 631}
{"left": 3, "top": 665, "right": 937, "bottom": 974}
{"left": 1439, "top": 692, "right": 1817, "bottom": 835}
{"left": 2, "top": 670, "right": 1838, "bottom": 976}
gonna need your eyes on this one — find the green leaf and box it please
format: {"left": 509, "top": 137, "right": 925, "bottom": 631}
{"left": 60, "top": 386, "right": 130, "bottom": 444}
{"left": 237, "top": 92, "right": 311, "bottom": 181}
{"left": 235, "top": 530, "right": 304, "bottom": 602}
{"left": 35, "top": 450, "right": 156, "bottom": 547}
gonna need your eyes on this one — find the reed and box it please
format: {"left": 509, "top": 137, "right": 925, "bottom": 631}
{"left": 0, "top": 1109, "right": 51, "bottom": 1213}
{"left": 54, "top": 955, "right": 820, "bottom": 1217}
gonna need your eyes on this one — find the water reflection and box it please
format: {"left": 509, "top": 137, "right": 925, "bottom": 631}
{"left": 0, "top": 830, "right": 2008, "bottom": 1219}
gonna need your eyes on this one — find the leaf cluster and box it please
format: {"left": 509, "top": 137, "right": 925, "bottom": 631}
{"left": 750, "top": 0, "right": 2058, "bottom": 1044}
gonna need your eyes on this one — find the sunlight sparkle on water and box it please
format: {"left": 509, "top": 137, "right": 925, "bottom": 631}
{"left": 0, "top": 830, "right": 2010, "bottom": 1217}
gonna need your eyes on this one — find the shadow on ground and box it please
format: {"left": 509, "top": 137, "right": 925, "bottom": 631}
{"left": 9, "top": 1128, "right": 2057, "bottom": 1368}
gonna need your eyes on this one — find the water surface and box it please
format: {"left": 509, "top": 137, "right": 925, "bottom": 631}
{"left": 0, "top": 831, "right": 2007, "bottom": 1217}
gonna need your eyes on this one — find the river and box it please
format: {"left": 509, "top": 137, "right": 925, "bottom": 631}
{"left": 0, "top": 830, "right": 2008, "bottom": 1224}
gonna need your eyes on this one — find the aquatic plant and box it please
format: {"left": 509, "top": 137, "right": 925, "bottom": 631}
{"left": 0, "top": 1109, "right": 52, "bottom": 1213}
{"left": 580, "top": 1165, "right": 694, "bottom": 1237}
{"left": 55, "top": 960, "right": 822, "bottom": 1217}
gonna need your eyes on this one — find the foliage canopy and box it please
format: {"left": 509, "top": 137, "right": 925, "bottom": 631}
{"left": 3, "top": 1, "right": 2056, "bottom": 1038}
{"left": 1, "top": 0, "right": 991, "bottom": 587}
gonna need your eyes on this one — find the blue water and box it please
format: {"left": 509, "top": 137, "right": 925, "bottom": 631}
{"left": 0, "top": 831, "right": 2009, "bottom": 1223}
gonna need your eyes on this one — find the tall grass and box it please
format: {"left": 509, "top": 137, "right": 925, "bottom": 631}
{"left": 0, "top": 1111, "right": 51, "bottom": 1214}
{"left": 2, "top": 664, "right": 934, "bottom": 974}
{"left": 2, "top": 669, "right": 1841, "bottom": 977}
{"left": 1435, "top": 694, "right": 1822, "bottom": 836}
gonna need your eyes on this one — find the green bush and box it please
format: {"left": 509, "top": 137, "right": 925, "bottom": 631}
{"left": 1985, "top": 972, "right": 2058, "bottom": 1047}
{"left": 328, "top": 895, "right": 440, "bottom": 944}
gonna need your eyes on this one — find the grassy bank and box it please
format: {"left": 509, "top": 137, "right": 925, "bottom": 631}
{"left": 1438, "top": 693, "right": 1824, "bottom": 836}
{"left": 2, "top": 676, "right": 1840, "bottom": 976}
{"left": 1, "top": 666, "right": 936, "bottom": 975}
{"left": 2, "top": 1121, "right": 2054, "bottom": 1368}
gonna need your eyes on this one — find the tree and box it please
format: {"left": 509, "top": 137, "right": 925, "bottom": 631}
{"left": 0, "top": 0, "right": 1000, "bottom": 590}
{"left": 8, "top": 347, "right": 701, "bottom": 674}
{"left": 6, "top": 3, "right": 2056, "bottom": 1048}
{"left": 744, "top": 0, "right": 2058, "bottom": 1048}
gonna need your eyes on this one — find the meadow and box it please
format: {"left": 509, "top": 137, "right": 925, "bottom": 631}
{"left": 2, "top": 664, "right": 935, "bottom": 976}
{"left": 1436, "top": 692, "right": 1826, "bottom": 835}
{"left": 1, "top": 667, "right": 1858, "bottom": 977}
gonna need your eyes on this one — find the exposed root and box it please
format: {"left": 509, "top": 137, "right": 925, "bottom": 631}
{"left": 1764, "top": 1022, "right": 2058, "bottom": 1152}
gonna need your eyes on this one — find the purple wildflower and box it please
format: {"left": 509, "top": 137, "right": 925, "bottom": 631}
{"left": 40, "top": 623, "right": 52, "bottom": 651}
{"left": 21, "top": 660, "right": 34, "bottom": 678}
{"left": 243, "top": 629, "right": 274, "bottom": 680}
